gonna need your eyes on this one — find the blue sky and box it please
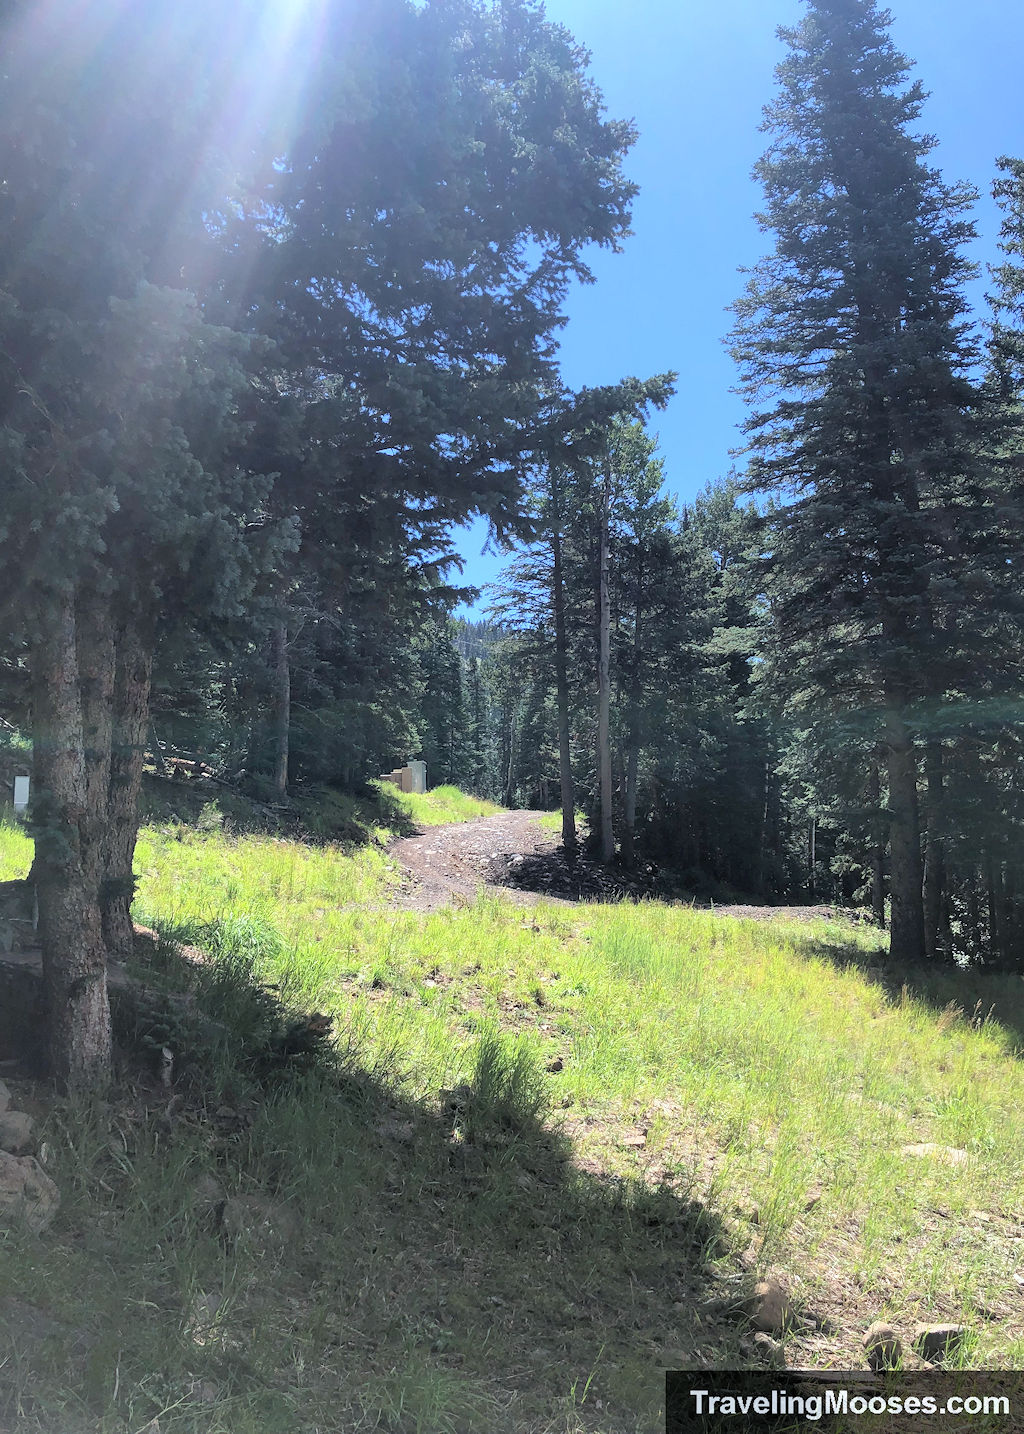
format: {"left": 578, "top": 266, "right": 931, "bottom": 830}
{"left": 453, "top": 0, "right": 1024, "bottom": 614}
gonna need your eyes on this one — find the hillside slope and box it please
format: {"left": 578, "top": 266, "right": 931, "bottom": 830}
{"left": 0, "top": 796, "right": 1022, "bottom": 1432}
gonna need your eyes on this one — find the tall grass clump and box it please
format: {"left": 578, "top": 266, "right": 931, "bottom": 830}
{"left": 459, "top": 1024, "right": 547, "bottom": 1143}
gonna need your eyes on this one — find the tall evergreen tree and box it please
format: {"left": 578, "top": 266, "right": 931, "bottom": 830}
{"left": 730, "top": 0, "right": 986, "bottom": 962}
{"left": 0, "top": 0, "right": 645, "bottom": 1087}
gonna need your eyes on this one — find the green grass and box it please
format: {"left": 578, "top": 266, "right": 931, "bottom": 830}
{"left": 386, "top": 782, "right": 504, "bottom": 827}
{"left": 0, "top": 804, "right": 32, "bottom": 878}
{"left": 3, "top": 795, "right": 1024, "bottom": 1432}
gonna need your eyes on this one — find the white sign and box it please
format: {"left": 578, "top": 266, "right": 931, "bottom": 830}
{"left": 12, "top": 776, "right": 29, "bottom": 812}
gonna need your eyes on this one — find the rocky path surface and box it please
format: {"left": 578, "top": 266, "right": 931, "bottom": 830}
{"left": 389, "top": 812, "right": 868, "bottom": 926}
{"left": 390, "top": 810, "right": 562, "bottom": 911}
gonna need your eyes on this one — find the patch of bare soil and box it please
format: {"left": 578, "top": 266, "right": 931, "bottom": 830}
{"left": 704, "top": 901, "right": 876, "bottom": 925}
{"left": 390, "top": 810, "right": 567, "bottom": 910}
{"left": 391, "top": 814, "right": 872, "bottom": 927}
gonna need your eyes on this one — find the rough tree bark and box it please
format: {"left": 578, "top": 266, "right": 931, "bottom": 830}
{"left": 621, "top": 594, "right": 643, "bottom": 870}
{"left": 550, "top": 522, "right": 577, "bottom": 863}
{"left": 31, "top": 589, "right": 112, "bottom": 1090}
{"left": 922, "top": 740, "right": 946, "bottom": 960}
{"left": 596, "top": 465, "right": 614, "bottom": 864}
{"left": 985, "top": 849, "right": 1001, "bottom": 961}
{"left": 271, "top": 617, "right": 290, "bottom": 801}
{"left": 866, "top": 759, "right": 886, "bottom": 928}
{"left": 884, "top": 706, "right": 925, "bottom": 964}
{"left": 102, "top": 617, "right": 153, "bottom": 964}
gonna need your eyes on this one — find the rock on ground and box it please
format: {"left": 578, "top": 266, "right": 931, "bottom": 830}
{"left": 0, "top": 1109, "right": 36, "bottom": 1156}
{"left": 747, "top": 1278, "right": 796, "bottom": 1335}
{"left": 863, "top": 1321, "right": 902, "bottom": 1371}
{"left": 0, "top": 1150, "right": 60, "bottom": 1234}
{"left": 901, "top": 1143, "right": 968, "bottom": 1165}
{"left": 220, "top": 1194, "right": 299, "bottom": 1252}
{"left": 751, "top": 1332, "right": 786, "bottom": 1368}
{"left": 913, "top": 1324, "right": 969, "bottom": 1363}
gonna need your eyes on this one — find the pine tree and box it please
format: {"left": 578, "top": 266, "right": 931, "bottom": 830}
{"left": 730, "top": 0, "right": 985, "bottom": 962}
{"left": 0, "top": 0, "right": 647, "bottom": 1086}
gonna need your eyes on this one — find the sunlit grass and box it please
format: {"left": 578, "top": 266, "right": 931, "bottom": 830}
{"left": 5, "top": 793, "right": 1024, "bottom": 1432}
{"left": 0, "top": 805, "right": 32, "bottom": 879}
{"left": 388, "top": 782, "right": 504, "bottom": 827}
{"left": 133, "top": 824, "right": 1024, "bottom": 1350}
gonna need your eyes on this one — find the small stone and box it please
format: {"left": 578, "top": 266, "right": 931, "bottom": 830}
{"left": 0, "top": 1079, "right": 10, "bottom": 1114}
{"left": 748, "top": 1278, "right": 796, "bottom": 1335}
{"left": 620, "top": 1128, "right": 648, "bottom": 1149}
{"left": 0, "top": 1151, "right": 60, "bottom": 1233}
{"left": 546, "top": 1057, "right": 564, "bottom": 1073}
{"left": 190, "top": 1173, "right": 226, "bottom": 1221}
{"left": 0, "top": 1110, "right": 36, "bottom": 1156}
{"left": 375, "top": 1118, "right": 415, "bottom": 1144}
{"left": 913, "top": 1324, "right": 968, "bottom": 1364}
{"left": 902, "top": 1143, "right": 968, "bottom": 1165}
{"left": 444, "top": 1083, "right": 473, "bottom": 1110}
{"left": 186, "top": 1376, "right": 221, "bottom": 1404}
{"left": 752, "top": 1331, "right": 786, "bottom": 1368}
{"left": 863, "top": 1321, "right": 902, "bottom": 1371}
{"left": 220, "top": 1194, "right": 298, "bottom": 1252}
{"left": 803, "top": 1185, "right": 824, "bottom": 1213}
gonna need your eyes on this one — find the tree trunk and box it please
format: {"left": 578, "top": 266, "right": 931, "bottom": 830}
{"left": 922, "top": 741, "right": 945, "bottom": 960}
{"left": 622, "top": 727, "right": 639, "bottom": 868}
{"left": 148, "top": 717, "right": 168, "bottom": 775}
{"left": 884, "top": 708, "right": 925, "bottom": 963}
{"left": 102, "top": 619, "right": 153, "bottom": 964}
{"left": 756, "top": 747, "right": 771, "bottom": 893}
{"left": 271, "top": 618, "right": 290, "bottom": 801}
{"left": 503, "top": 706, "right": 517, "bottom": 809}
{"left": 597, "top": 465, "right": 614, "bottom": 863}
{"left": 808, "top": 816, "right": 817, "bottom": 898}
{"left": 1000, "top": 865, "right": 1015, "bottom": 969}
{"left": 31, "top": 590, "right": 112, "bottom": 1090}
{"left": 985, "top": 849, "right": 1000, "bottom": 961}
{"left": 621, "top": 586, "right": 644, "bottom": 870}
{"left": 550, "top": 524, "right": 577, "bottom": 862}
{"left": 77, "top": 590, "right": 115, "bottom": 909}
{"left": 967, "top": 875, "right": 981, "bottom": 955}
{"left": 866, "top": 760, "right": 886, "bottom": 928}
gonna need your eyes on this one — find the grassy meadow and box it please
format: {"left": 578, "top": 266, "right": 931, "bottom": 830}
{"left": 1, "top": 793, "right": 1023, "bottom": 1432}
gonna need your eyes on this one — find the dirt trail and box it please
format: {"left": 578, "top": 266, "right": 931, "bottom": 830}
{"left": 390, "top": 810, "right": 562, "bottom": 911}
{"left": 390, "top": 812, "right": 868, "bottom": 926}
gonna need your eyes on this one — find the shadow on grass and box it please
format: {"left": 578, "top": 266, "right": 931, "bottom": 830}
{"left": 492, "top": 847, "right": 653, "bottom": 904}
{"left": 0, "top": 929, "right": 741, "bottom": 1434}
{"left": 139, "top": 774, "right": 420, "bottom": 845}
{"left": 791, "top": 931, "right": 1024, "bottom": 1051}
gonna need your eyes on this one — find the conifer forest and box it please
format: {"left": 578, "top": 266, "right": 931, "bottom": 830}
{"left": 3, "top": 0, "right": 1024, "bottom": 1088}
{"left": 2, "top": 4, "right": 1024, "bottom": 1426}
